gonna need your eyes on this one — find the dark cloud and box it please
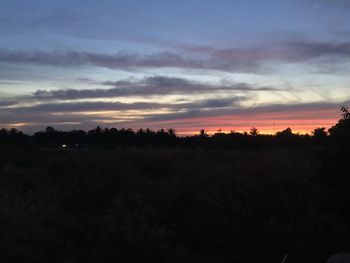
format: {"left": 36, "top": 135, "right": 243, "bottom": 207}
{"left": 278, "top": 42, "right": 350, "bottom": 62}
{"left": 101, "top": 77, "right": 269, "bottom": 97}
{"left": 143, "top": 76, "right": 192, "bottom": 87}
{"left": 0, "top": 50, "right": 202, "bottom": 70}
{"left": 8, "top": 101, "right": 167, "bottom": 113}
{"left": 1, "top": 98, "right": 346, "bottom": 133}
{"left": 143, "top": 100, "right": 349, "bottom": 123}
{"left": 0, "top": 99, "right": 18, "bottom": 107}
{"left": 187, "top": 41, "right": 350, "bottom": 64}
{"left": 198, "top": 98, "right": 236, "bottom": 108}
{"left": 0, "top": 96, "right": 246, "bottom": 126}
{"left": 1, "top": 40, "right": 349, "bottom": 73}
{"left": 3, "top": 97, "right": 242, "bottom": 114}
{"left": 8, "top": 76, "right": 272, "bottom": 102}
{"left": 0, "top": 101, "right": 159, "bottom": 127}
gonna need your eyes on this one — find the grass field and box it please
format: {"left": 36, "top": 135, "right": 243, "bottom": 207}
{"left": 0, "top": 144, "right": 348, "bottom": 262}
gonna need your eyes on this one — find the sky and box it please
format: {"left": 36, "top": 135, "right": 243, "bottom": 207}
{"left": 0, "top": 0, "right": 349, "bottom": 134}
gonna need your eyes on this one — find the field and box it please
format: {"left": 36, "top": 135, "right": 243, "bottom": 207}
{"left": 0, "top": 142, "right": 348, "bottom": 263}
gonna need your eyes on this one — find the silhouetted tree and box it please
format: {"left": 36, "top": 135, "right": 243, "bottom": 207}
{"left": 276, "top": 127, "right": 293, "bottom": 137}
{"left": 198, "top": 129, "right": 208, "bottom": 137}
{"left": 45, "top": 126, "right": 56, "bottom": 133}
{"left": 341, "top": 106, "right": 350, "bottom": 120}
{"left": 88, "top": 126, "right": 102, "bottom": 136}
{"left": 318, "top": 107, "right": 350, "bottom": 190}
{"left": 328, "top": 106, "right": 350, "bottom": 144}
{"left": 249, "top": 127, "right": 259, "bottom": 137}
{"left": 312, "top": 127, "right": 327, "bottom": 138}
{"left": 167, "top": 128, "right": 176, "bottom": 137}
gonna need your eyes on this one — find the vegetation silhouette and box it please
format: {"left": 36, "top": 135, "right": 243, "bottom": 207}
{"left": 0, "top": 107, "right": 349, "bottom": 262}
{"left": 0, "top": 123, "right": 328, "bottom": 150}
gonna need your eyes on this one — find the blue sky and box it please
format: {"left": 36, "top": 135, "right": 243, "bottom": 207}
{"left": 1, "top": 0, "right": 349, "bottom": 133}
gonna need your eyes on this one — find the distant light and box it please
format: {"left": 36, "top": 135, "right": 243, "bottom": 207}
{"left": 62, "top": 144, "right": 67, "bottom": 148}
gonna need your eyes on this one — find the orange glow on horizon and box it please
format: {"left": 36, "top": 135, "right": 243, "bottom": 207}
{"left": 139, "top": 108, "right": 341, "bottom": 136}
{"left": 1, "top": 106, "right": 343, "bottom": 135}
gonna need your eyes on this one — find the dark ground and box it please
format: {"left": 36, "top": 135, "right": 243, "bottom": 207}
{"left": 0, "top": 111, "right": 349, "bottom": 263}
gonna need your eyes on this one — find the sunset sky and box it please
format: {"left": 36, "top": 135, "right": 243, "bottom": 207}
{"left": 1, "top": 0, "right": 349, "bottom": 134}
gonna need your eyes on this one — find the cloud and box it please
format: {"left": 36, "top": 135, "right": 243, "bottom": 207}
{"left": 101, "top": 78, "right": 270, "bottom": 97}
{"left": 3, "top": 97, "right": 243, "bottom": 114}
{"left": 0, "top": 98, "right": 346, "bottom": 134}
{"left": 0, "top": 76, "right": 272, "bottom": 108}
{"left": 7, "top": 101, "right": 168, "bottom": 113}
{"left": 198, "top": 98, "right": 236, "bottom": 108}
{"left": 0, "top": 98, "right": 18, "bottom": 107}
{"left": 142, "top": 100, "right": 349, "bottom": 123}
{"left": 0, "top": 98, "right": 247, "bottom": 135}
{"left": 104, "top": 100, "right": 347, "bottom": 134}
{"left": 0, "top": 50, "right": 203, "bottom": 70}
{"left": 186, "top": 41, "right": 350, "bottom": 64}
{"left": 0, "top": 72, "right": 346, "bottom": 133}
{"left": 0, "top": 101, "right": 160, "bottom": 128}
{"left": 1, "top": 40, "right": 349, "bottom": 73}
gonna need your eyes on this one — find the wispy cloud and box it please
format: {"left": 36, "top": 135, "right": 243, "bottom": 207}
{"left": 184, "top": 41, "right": 350, "bottom": 67}
{"left": 1, "top": 40, "right": 349, "bottom": 73}
{"left": 100, "top": 76, "right": 274, "bottom": 96}
{"left": 0, "top": 76, "right": 272, "bottom": 107}
{"left": 1, "top": 72, "right": 345, "bottom": 133}
{"left": 0, "top": 97, "right": 346, "bottom": 134}
{"left": 0, "top": 97, "right": 246, "bottom": 129}
{"left": 141, "top": 100, "right": 346, "bottom": 123}
{"left": 2, "top": 97, "right": 245, "bottom": 115}
{"left": 7, "top": 101, "right": 168, "bottom": 113}
{"left": 129, "top": 100, "right": 347, "bottom": 135}
{"left": 0, "top": 50, "right": 203, "bottom": 70}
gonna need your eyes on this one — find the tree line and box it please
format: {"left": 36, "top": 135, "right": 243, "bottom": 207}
{"left": 0, "top": 107, "right": 349, "bottom": 150}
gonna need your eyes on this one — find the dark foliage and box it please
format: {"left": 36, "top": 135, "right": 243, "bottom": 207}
{"left": 0, "top": 125, "right": 323, "bottom": 150}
